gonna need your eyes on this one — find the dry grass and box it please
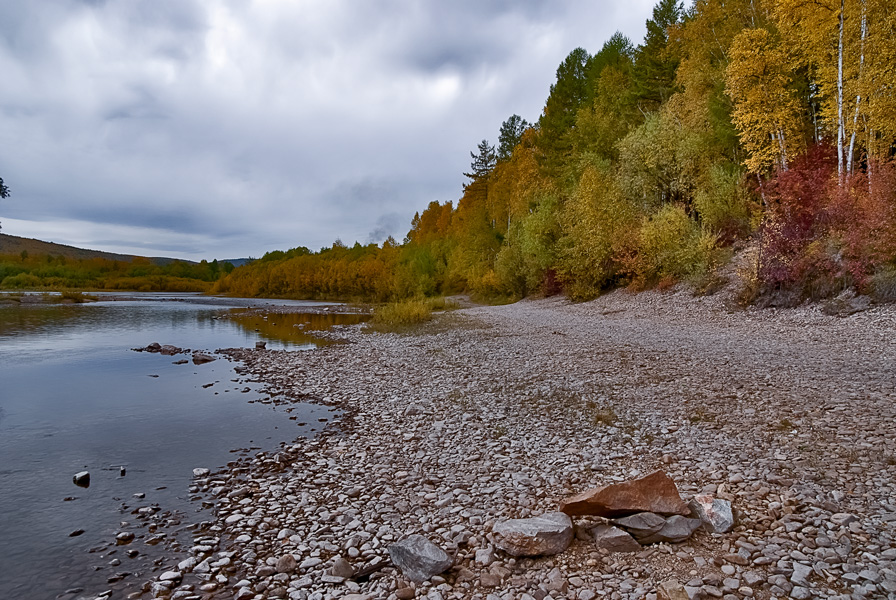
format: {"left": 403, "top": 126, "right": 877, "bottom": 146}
{"left": 366, "top": 297, "right": 459, "bottom": 333}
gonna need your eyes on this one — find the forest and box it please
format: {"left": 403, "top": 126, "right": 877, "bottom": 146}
{"left": 7, "top": 0, "right": 896, "bottom": 304}
{"left": 0, "top": 253, "right": 233, "bottom": 292}
{"left": 213, "top": 0, "right": 896, "bottom": 305}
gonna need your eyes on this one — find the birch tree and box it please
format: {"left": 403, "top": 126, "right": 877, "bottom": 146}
{"left": 726, "top": 27, "right": 806, "bottom": 173}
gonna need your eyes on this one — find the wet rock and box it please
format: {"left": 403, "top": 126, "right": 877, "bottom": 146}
{"left": 388, "top": 535, "right": 453, "bottom": 583}
{"left": 192, "top": 352, "right": 215, "bottom": 365}
{"left": 591, "top": 524, "right": 642, "bottom": 553}
{"left": 559, "top": 470, "right": 690, "bottom": 518}
{"left": 689, "top": 494, "right": 734, "bottom": 533}
{"left": 116, "top": 531, "right": 135, "bottom": 545}
{"left": 493, "top": 511, "right": 573, "bottom": 556}
{"left": 255, "top": 341, "right": 266, "bottom": 349}
{"left": 72, "top": 471, "right": 90, "bottom": 487}
{"left": 192, "top": 468, "right": 210, "bottom": 478}
{"left": 159, "top": 344, "right": 181, "bottom": 356}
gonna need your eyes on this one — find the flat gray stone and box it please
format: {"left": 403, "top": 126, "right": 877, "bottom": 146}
{"left": 591, "top": 524, "right": 642, "bottom": 553}
{"left": 612, "top": 512, "right": 666, "bottom": 540}
{"left": 639, "top": 515, "right": 703, "bottom": 544}
{"left": 276, "top": 554, "right": 296, "bottom": 574}
{"left": 330, "top": 556, "right": 354, "bottom": 579}
{"left": 387, "top": 535, "right": 453, "bottom": 583}
{"left": 493, "top": 511, "right": 573, "bottom": 557}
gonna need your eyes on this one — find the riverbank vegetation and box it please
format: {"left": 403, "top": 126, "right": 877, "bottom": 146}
{"left": 0, "top": 253, "right": 233, "bottom": 292}
{"left": 7, "top": 0, "right": 896, "bottom": 306}
{"left": 211, "top": 0, "right": 896, "bottom": 306}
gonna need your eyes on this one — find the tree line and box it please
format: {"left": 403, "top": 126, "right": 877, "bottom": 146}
{"left": 11, "top": 0, "right": 896, "bottom": 303}
{"left": 0, "top": 253, "right": 234, "bottom": 292}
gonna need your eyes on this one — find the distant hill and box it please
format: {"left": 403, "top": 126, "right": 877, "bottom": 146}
{"left": 217, "top": 258, "right": 253, "bottom": 267}
{"left": 0, "top": 233, "right": 192, "bottom": 265}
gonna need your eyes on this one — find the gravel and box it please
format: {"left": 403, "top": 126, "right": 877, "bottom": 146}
{"left": 138, "top": 288, "right": 896, "bottom": 600}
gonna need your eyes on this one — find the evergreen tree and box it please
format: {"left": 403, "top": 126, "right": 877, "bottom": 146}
{"left": 588, "top": 32, "right": 635, "bottom": 83}
{"left": 0, "top": 176, "right": 8, "bottom": 231}
{"left": 464, "top": 139, "right": 497, "bottom": 183}
{"left": 537, "top": 47, "right": 592, "bottom": 174}
{"left": 633, "top": 0, "right": 684, "bottom": 113}
{"left": 497, "top": 115, "right": 530, "bottom": 162}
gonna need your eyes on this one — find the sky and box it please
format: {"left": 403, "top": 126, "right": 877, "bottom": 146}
{"left": 0, "top": 0, "right": 661, "bottom": 261}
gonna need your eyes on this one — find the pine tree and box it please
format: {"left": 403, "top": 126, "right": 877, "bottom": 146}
{"left": 633, "top": 0, "right": 685, "bottom": 113}
{"left": 537, "top": 47, "right": 592, "bottom": 174}
{"left": 497, "top": 115, "right": 530, "bottom": 162}
{"left": 464, "top": 140, "right": 497, "bottom": 183}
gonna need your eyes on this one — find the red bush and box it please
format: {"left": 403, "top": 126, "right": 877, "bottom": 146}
{"left": 757, "top": 143, "right": 896, "bottom": 301}
{"left": 758, "top": 144, "right": 838, "bottom": 295}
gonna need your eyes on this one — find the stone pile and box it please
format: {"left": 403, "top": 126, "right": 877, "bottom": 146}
{"left": 117, "top": 290, "right": 896, "bottom": 600}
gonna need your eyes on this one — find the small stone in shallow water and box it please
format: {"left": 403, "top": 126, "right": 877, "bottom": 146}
{"left": 116, "top": 532, "right": 135, "bottom": 544}
{"left": 73, "top": 471, "right": 90, "bottom": 487}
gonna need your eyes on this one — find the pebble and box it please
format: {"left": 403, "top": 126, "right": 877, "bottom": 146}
{"left": 134, "top": 293, "right": 896, "bottom": 600}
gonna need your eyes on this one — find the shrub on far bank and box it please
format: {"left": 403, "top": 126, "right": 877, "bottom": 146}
{"left": 368, "top": 297, "right": 457, "bottom": 332}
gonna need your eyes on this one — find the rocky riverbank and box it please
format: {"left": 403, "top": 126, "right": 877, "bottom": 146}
{"left": 138, "top": 288, "right": 896, "bottom": 600}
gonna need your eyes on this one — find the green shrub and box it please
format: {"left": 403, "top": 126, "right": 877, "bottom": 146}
{"left": 871, "top": 264, "right": 896, "bottom": 302}
{"left": 630, "top": 204, "right": 720, "bottom": 288}
{"left": 60, "top": 290, "right": 97, "bottom": 303}
{"left": 694, "top": 164, "right": 755, "bottom": 240}
{"left": 557, "top": 163, "right": 642, "bottom": 299}
{"left": 1, "top": 272, "right": 43, "bottom": 289}
{"left": 370, "top": 299, "right": 433, "bottom": 329}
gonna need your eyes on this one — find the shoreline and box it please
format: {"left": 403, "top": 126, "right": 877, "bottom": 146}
{"left": 140, "top": 288, "right": 896, "bottom": 600}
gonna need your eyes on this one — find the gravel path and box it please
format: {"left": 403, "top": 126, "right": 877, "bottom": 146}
{"left": 147, "top": 289, "right": 896, "bottom": 600}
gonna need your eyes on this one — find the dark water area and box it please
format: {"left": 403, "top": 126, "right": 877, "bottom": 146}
{"left": 0, "top": 295, "right": 362, "bottom": 599}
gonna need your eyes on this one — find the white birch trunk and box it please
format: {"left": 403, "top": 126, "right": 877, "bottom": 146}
{"left": 847, "top": 0, "right": 867, "bottom": 176}
{"left": 837, "top": 0, "right": 845, "bottom": 181}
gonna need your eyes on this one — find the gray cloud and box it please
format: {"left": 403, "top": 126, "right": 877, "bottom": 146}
{"left": 0, "top": 0, "right": 658, "bottom": 261}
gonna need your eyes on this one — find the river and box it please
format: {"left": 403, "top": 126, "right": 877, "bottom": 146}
{"left": 0, "top": 293, "right": 366, "bottom": 599}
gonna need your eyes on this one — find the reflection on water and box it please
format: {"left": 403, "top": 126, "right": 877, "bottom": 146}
{"left": 228, "top": 310, "right": 370, "bottom": 347}
{"left": 0, "top": 295, "right": 355, "bottom": 600}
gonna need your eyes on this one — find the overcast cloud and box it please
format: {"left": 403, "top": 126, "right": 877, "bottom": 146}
{"left": 0, "top": 0, "right": 660, "bottom": 261}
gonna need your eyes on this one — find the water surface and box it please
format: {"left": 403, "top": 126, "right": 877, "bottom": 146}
{"left": 0, "top": 295, "right": 360, "bottom": 599}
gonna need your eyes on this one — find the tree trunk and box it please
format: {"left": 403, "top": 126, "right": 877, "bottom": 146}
{"left": 837, "top": 0, "right": 845, "bottom": 182}
{"left": 847, "top": 0, "right": 867, "bottom": 176}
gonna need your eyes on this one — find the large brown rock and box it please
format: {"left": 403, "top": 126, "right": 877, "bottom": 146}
{"left": 559, "top": 470, "right": 689, "bottom": 518}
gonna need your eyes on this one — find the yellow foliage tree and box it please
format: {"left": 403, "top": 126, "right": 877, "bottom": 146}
{"left": 726, "top": 27, "right": 806, "bottom": 173}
